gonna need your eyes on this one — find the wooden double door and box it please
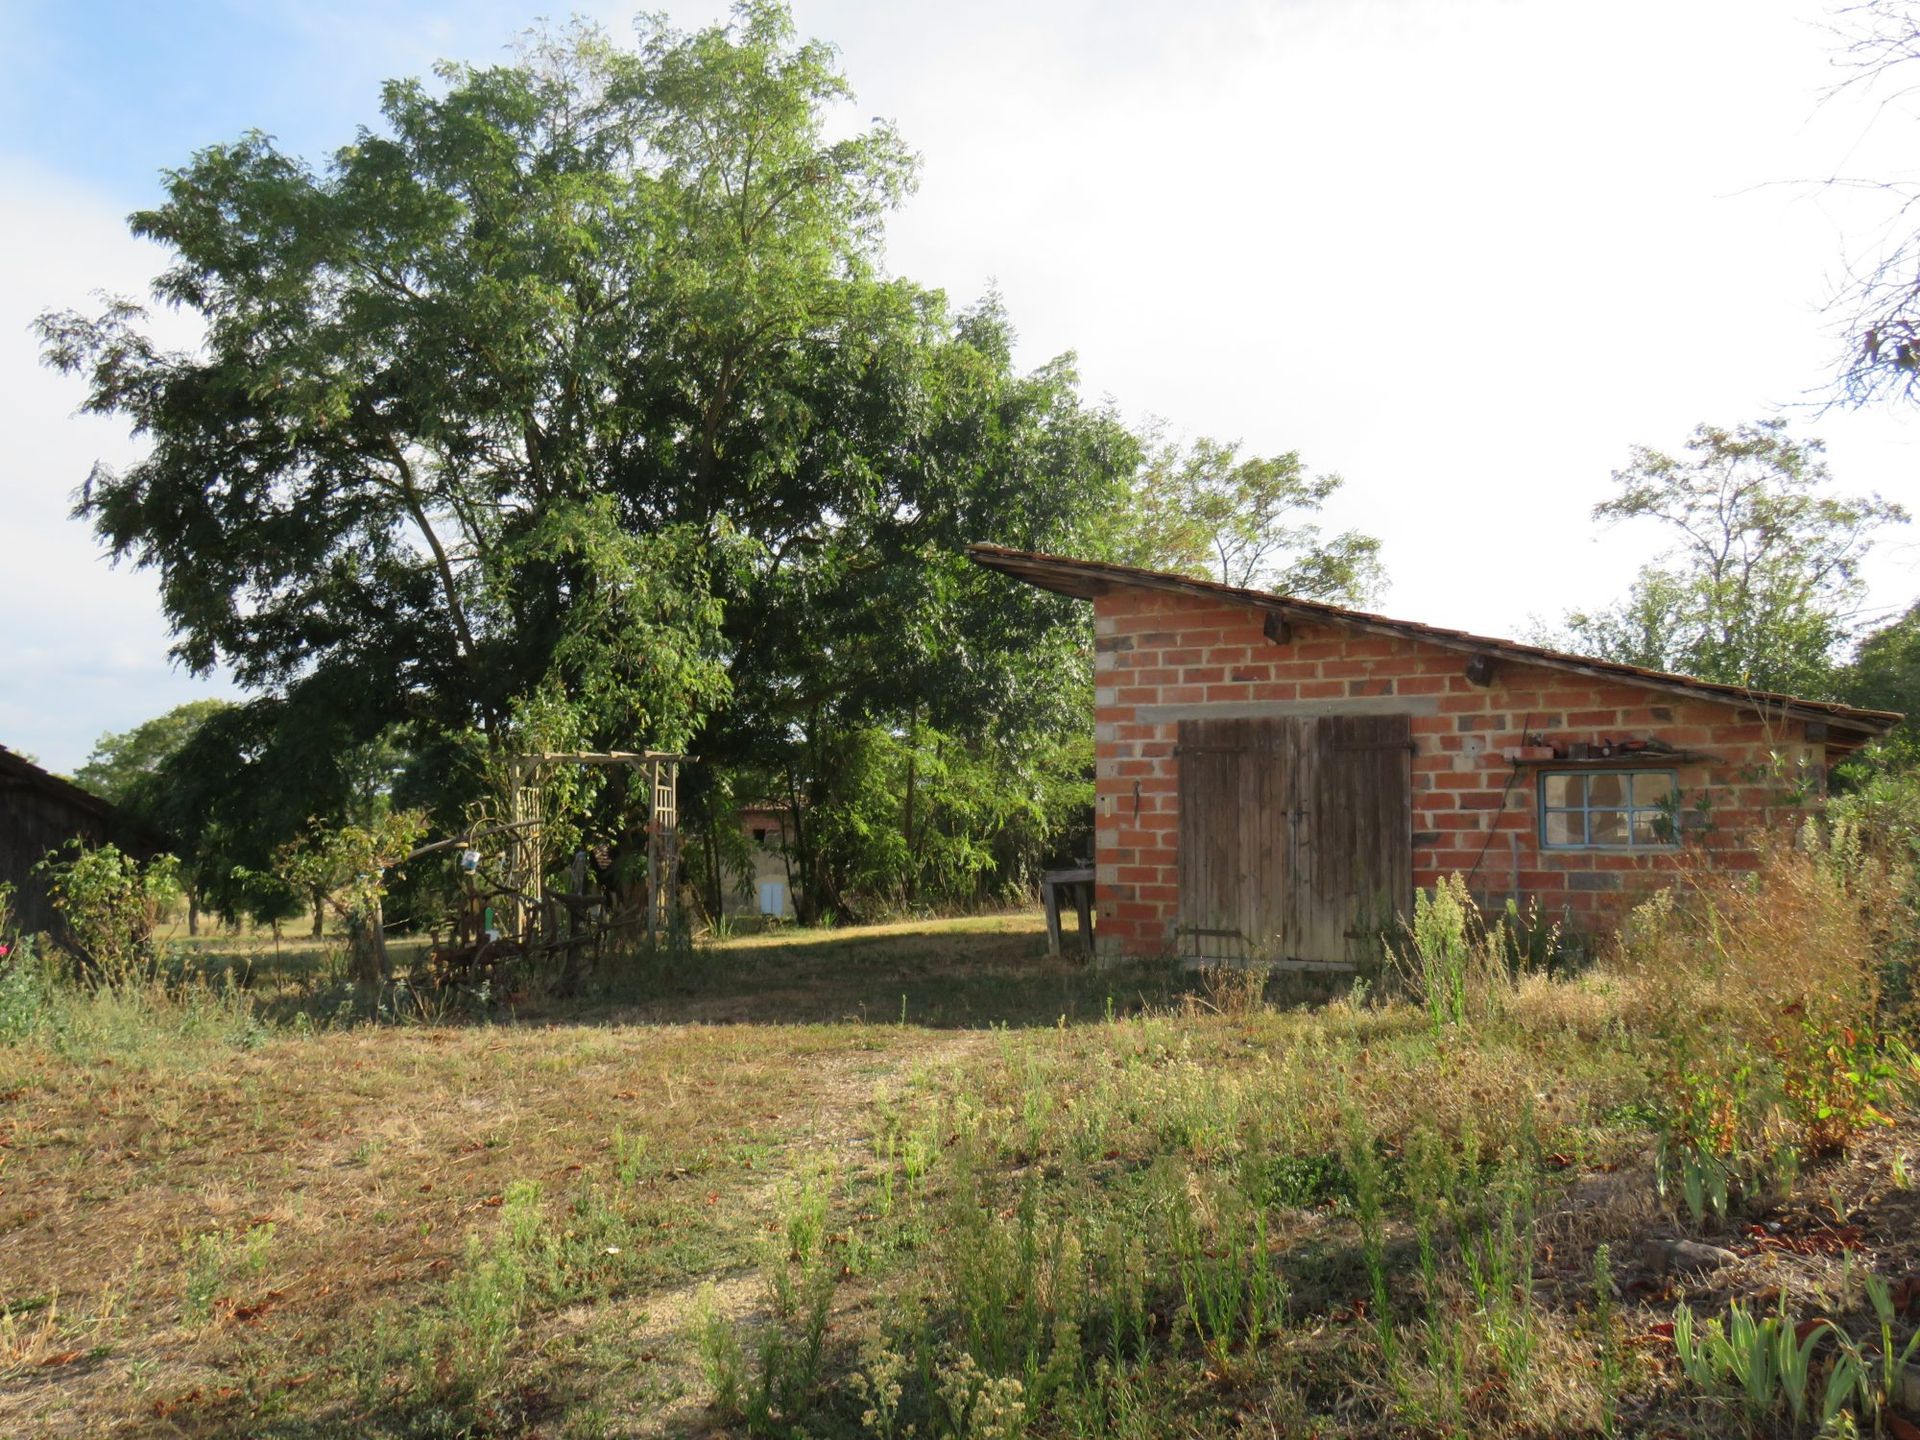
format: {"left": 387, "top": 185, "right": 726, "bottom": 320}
{"left": 1176, "top": 714, "right": 1412, "bottom": 968}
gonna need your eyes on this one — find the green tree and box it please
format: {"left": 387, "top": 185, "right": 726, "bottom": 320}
{"left": 1558, "top": 420, "right": 1905, "bottom": 696}
{"left": 74, "top": 699, "right": 232, "bottom": 807}
{"left": 1115, "top": 433, "right": 1384, "bottom": 602}
{"left": 1845, "top": 601, "right": 1920, "bottom": 714}
{"left": 33, "top": 7, "right": 1168, "bottom": 925}
{"left": 1837, "top": 600, "right": 1920, "bottom": 767}
{"left": 37, "top": 7, "right": 869, "bottom": 801}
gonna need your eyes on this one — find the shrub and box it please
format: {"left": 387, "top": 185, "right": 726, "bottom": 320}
{"left": 409, "top": 1180, "right": 541, "bottom": 1406}
{"left": 0, "top": 886, "right": 52, "bottom": 1044}
{"left": 36, "top": 842, "right": 180, "bottom": 984}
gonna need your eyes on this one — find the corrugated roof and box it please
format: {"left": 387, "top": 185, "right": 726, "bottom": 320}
{"left": 967, "top": 543, "right": 1904, "bottom": 737}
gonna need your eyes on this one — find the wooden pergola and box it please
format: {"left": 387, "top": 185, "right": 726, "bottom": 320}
{"left": 503, "top": 750, "right": 684, "bottom": 944}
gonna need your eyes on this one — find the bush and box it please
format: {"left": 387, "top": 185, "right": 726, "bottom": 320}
{"left": 36, "top": 841, "right": 181, "bottom": 984}
{"left": 0, "top": 884, "right": 52, "bottom": 1043}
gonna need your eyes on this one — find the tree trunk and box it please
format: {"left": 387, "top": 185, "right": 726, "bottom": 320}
{"left": 903, "top": 722, "right": 918, "bottom": 906}
{"left": 187, "top": 890, "right": 199, "bottom": 938}
{"left": 347, "top": 898, "right": 388, "bottom": 991}
{"left": 785, "top": 753, "right": 815, "bottom": 923}
{"left": 311, "top": 887, "right": 326, "bottom": 940}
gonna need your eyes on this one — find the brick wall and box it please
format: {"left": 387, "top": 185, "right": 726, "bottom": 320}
{"left": 1091, "top": 587, "right": 1822, "bottom": 959}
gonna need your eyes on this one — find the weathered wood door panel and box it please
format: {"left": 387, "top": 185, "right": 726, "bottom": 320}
{"left": 1176, "top": 713, "right": 1410, "bottom": 967}
{"left": 1303, "top": 714, "right": 1413, "bottom": 967}
{"left": 1177, "top": 718, "right": 1302, "bottom": 960}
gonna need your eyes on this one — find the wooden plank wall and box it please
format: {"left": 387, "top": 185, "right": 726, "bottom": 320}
{"left": 0, "top": 782, "right": 114, "bottom": 935}
{"left": 1308, "top": 715, "right": 1413, "bottom": 966}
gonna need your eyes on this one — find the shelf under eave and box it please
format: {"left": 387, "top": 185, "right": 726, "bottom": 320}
{"left": 1501, "top": 750, "right": 1721, "bottom": 769}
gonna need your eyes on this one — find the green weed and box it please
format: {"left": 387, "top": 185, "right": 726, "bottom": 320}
{"left": 698, "top": 1178, "right": 841, "bottom": 1432}
{"left": 1168, "top": 1171, "right": 1287, "bottom": 1366}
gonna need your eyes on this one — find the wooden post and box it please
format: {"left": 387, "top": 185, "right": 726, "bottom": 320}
{"left": 644, "top": 757, "right": 659, "bottom": 946}
{"left": 1042, "top": 875, "right": 1064, "bottom": 956}
{"left": 504, "top": 756, "right": 547, "bottom": 944}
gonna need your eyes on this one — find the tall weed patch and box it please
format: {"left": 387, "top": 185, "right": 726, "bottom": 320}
{"left": 1619, "top": 832, "right": 1915, "bottom": 1224}
{"left": 1388, "top": 875, "right": 1564, "bottom": 1036}
{"left": 698, "top": 1178, "right": 844, "bottom": 1433}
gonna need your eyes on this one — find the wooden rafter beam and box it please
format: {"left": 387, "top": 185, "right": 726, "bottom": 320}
{"left": 517, "top": 750, "right": 688, "bottom": 764}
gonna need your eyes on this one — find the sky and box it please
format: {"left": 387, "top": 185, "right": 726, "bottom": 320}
{"left": 6, "top": 0, "right": 1920, "bottom": 773}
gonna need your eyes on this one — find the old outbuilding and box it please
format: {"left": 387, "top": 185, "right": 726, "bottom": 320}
{"left": 969, "top": 545, "right": 1903, "bottom": 967}
{"left": 721, "top": 805, "right": 799, "bottom": 921}
{"left": 0, "top": 744, "right": 164, "bottom": 937}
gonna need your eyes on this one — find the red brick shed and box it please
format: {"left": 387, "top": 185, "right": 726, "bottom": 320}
{"left": 969, "top": 545, "right": 1902, "bottom": 966}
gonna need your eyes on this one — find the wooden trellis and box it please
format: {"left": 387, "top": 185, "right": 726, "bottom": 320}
{"left": 502, "top": 750, "right": 684, "bottom": 944}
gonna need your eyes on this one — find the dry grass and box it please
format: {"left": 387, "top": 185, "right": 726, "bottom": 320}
{"left": 1, "top": 904, "right": 1916, "bottom": 1438}
{"left": 1617, "top": 837, "right": 1886, "bottom": 1037}
{"left": 1, "top": 1010, "right": 992, "bottom": 1436}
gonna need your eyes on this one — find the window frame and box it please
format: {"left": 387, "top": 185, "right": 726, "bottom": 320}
{"left": 1537, "top": 768, "right": 1681, "bottom": 851}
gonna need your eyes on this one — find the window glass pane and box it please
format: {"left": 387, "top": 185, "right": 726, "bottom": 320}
{"left": 1587, "top": 774, "right": 1625, "bottom": 806}
{"left": 1630, "top": 813, "right": 1664, "bottom": 846}
{"left": 1544, "top": 811, "right": 1584, "bottom": 846}
{"left": 1542, "top": 774, "right": 1579, "bottom": 808}
{"left": 1632, "top": 772, "right": 1673, "bottom": 806}
{"left": 1589, "top": 810, "right": 1629, "bottom": 846}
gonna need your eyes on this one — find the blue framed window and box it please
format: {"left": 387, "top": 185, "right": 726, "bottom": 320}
{"left": 1539, "top": 770, "right": 1678, "bottom": 849}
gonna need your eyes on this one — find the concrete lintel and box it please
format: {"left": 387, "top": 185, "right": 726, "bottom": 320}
{"left": 1133, "top": 696, "right": 1440, "bottom": 722}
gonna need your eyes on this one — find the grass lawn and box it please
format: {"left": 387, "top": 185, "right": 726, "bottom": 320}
{"left": 2, "top": 908, "right": 1917, "bottom": 1438}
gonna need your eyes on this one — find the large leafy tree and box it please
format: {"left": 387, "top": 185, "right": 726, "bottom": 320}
{"left": 1558, "top": 420, "right": 1905, "bottom": 696}
{"left": 1115, "top": 433, "right": 1383, "bottom": 602}
{"left": 695, "top": 300, "right": 1139, "bottom": 917}
{"left": 39, "top": 11, "right": 866, "bottom": 762}
{"left": 73, "top": 699, "right": 231, "bottom": 807}
{"left": 39, "top": 5, "right": 1138, "bottom": 914}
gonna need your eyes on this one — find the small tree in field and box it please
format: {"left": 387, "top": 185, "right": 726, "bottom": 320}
{"left": 275, "top": 812, "right": 429, "bottom": 991}
{"left": 74, "top": 699, "right": 234, "bottom": 935}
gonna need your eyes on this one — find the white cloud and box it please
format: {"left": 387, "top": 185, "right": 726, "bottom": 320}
{"left": 0, "top": 158, "right": 236, "bottom": 774}
{"left": 803, "top": 0, "right": 1920, "bottom": 628}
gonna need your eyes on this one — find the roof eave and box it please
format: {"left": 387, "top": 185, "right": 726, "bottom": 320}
{"left": 967, "top": 543, "right": 1904, "bottom": 738}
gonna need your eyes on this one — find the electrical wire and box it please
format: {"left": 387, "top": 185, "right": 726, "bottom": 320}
{"left": 1464, "top": 712, "right": 1537, "bottom": 889}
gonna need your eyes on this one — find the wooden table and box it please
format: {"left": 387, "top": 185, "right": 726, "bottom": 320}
{"left": 1040, "top": 866, "right": 1095, "bottom": 957}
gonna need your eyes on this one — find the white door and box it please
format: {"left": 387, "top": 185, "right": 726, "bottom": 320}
{"left": 757, "top": 880, "right": 787, "bottom": 916}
